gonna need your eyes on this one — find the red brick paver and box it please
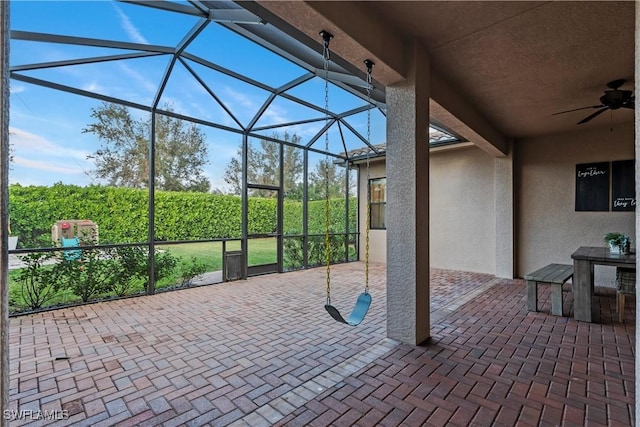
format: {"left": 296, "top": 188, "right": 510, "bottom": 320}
{"left": 9, "top": 263, "right": 635, "bottom": 426}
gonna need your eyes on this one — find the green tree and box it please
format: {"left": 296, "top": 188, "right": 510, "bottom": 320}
{"left": 83, "top": 102, "right": 211, "bottom": 192}
{"left": 283, "top": 137, "right": 304, "bottom": 199}
{"left": 223, "top": 132, "right": 303, "bottom": 198}
{"left": 308, "top": 158, "right": 346, "bottom": 200}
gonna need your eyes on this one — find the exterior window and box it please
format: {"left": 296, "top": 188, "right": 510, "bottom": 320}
{"left": 369, "top": 178, "right": 386, "bottom": 230}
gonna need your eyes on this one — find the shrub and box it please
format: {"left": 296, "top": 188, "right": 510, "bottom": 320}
{"left": 9, "top": 183, "right": 356, "bottom": 248}
{"left": 180, "top": 256, "right": 208, "bottom": 286}
{"left": 148, "top": 250, "right": 178, "bottom": 291}
{"left": 283, "top": 234, "right": 349, "bottom": 269}
{"left": 111, "top": 246, "right": 148, "bottom": 296}
{"left": 53, "top": 247, "right": 120, "bottom": 302}
{"left": 13, "top": 252, "right": 58, "bottom": 310}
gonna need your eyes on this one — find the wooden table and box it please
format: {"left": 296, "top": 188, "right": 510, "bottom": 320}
{"left": 571, "top": 246, "right": 636, "bottom": 322}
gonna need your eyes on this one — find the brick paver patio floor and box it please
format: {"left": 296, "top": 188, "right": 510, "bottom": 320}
{"left": 8, "top": 262, "right": 635, "bottom": 426}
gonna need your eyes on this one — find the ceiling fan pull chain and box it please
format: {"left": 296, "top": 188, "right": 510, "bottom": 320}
{"left": 610, "top": 110, "right": 613, "bottom": 132}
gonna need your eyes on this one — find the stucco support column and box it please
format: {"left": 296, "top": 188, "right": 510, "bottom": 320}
{"left": 634, "top": 0, "right": 639, "bottom": 422}
{"left": 386, "top": 41, "right": 430, "bottom": 345}
{"left": 495, "top": 140, "right": 514, "bottom": 279}
{"left": 0, "top": 0, "right": 9, "bottom": 420}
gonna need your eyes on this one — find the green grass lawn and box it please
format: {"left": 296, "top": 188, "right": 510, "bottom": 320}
{"left": 157, "top": 241, "right": 227, "bottom": 271}
{"left": 157, "top": 238, "right": 278, "bottom": 270}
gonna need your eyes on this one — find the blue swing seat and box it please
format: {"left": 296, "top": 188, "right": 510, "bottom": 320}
{"left": 325, "top": 292, "right": 372, "bottom": 326}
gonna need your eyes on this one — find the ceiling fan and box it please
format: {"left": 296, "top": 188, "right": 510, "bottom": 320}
{"left": 552, "top": 79, "right": 634, "bottom": 124}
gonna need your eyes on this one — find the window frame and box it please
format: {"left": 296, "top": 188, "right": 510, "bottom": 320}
{"left": 368, "top": 177, "right": 386, "bottom": 230}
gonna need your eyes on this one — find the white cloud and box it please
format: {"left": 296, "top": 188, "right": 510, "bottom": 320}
{"left": 9, "top": 128, "right": 96, "bottom": 186}
{"left": 223, "top": 86, "right": 258, "bottom": 110}
{"left": 112, "top": 3, "right": 148, "bottom": 45}
{"left": 10, "top": 127, "right": 91, "bottom": 161}
{"left": 12, "top": 157, "right": 86, "bottom": 175}
{"left": 81, "top": 81, "right": 104, "bottom": 93}
{"left": 259, "top": 104, "right": 289, "bottom": 126}
{"left": 10, "top": 84, "right": 25, "bottom": 95}
{"left": 119, "top": 62, "right": 157, "bottom": 94}
{"left": 159, "top": 95, "right": 181, "bottom": 110}
{"left": 219, "top": 86, "right": 280, "bottom": 126}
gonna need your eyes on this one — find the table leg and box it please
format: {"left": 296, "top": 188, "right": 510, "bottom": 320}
{"left": 573, "top": 259, "right": 593, "bottom": 322}
{"left": 550, "top": 283, "right": 563, "bottom": 316}
{"left": 526, "top": 280, "right": 537, "bottom": 312}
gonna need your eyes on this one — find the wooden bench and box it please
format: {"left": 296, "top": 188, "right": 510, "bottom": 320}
{"left": 526, "top": 263, "right": 574, "bottom": 316}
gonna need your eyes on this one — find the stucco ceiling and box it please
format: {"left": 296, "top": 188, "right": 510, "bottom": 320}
{"left": 256, "top": 1, "right": 635, "bottom": 141}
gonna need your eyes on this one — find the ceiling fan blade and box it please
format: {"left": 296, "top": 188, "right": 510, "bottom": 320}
{"left": 552, "top": 105, "right": 603, "bottom": 115}
{"left": 577, "top": 107, "right": 609, "bottom": 124}
{"left": 622, "top": 103, "right": 634, "bottom": 110}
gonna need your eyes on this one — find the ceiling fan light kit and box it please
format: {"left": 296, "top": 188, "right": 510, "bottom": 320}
{"left": 552, "top": 79, "right": 635, "bottom": 124}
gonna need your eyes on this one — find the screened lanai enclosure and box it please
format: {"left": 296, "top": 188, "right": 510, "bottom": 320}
{"left": 8, "top": 0, "right": 460, "bottom": 312}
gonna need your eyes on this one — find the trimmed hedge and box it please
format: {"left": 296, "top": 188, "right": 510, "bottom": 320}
{"left": 10, "top": 184, "right": 357, "bottom": 248}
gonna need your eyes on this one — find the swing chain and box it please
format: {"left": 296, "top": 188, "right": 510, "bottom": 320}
{"left": 321, "top": 30, "right": 333, "bottom": 306}
{"left": 364, "top": 59, "right": 374, "bottom": 294}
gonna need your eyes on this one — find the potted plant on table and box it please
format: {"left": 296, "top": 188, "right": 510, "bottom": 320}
{"left": 604, "top": 232, "right": 631, "bottom": 254}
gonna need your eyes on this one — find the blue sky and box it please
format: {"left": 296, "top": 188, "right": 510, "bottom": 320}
{"left": 9, "top": 0, "right": 386, "bottom": 191}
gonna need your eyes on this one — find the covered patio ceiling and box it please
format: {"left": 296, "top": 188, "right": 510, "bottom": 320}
{"left": 10, "top": 0, "right": 469, "bottom": 163}
{"left": 254, "top": 1, "right": 635, "bottom": 152}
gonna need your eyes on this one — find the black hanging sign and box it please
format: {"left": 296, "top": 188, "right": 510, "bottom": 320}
{"left": 575, "top": 162, "right": 609, "bottom": 211}
{"left": 611, "top": 159, "right": 635, "bottom": 211}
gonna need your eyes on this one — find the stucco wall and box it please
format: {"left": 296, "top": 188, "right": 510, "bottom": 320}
{"left": 361, "top": 146, "right": 498, "bottom": 274}
{"left": 362, "top": 121, "right": 634, "bottom": 278}
{"left": 516, "top": 122, "right": 635, "bottom": 279}
{"left": 429, "top": 145, "right": 496, "bottom": 273}
{"left": 358, "top": 161, "right": 387, "bottom": 263}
